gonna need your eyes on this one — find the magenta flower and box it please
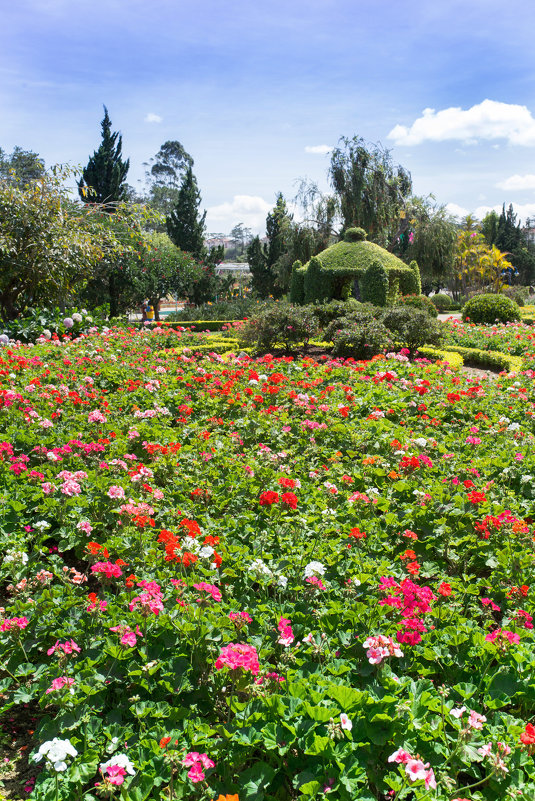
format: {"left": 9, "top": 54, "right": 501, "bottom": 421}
{"left": 215, "top": 643, "right": 260, "bottom": 675}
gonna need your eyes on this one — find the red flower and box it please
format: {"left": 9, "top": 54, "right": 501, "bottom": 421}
{"left": 159, "top": 737, "right": 172, "bottom": 748}
{"left": 438, "top": 582, "right": 452, "bottom": 597}
{"left": 467, "top": 491, "right": 487, "bottom": 504}
{"left": 349, "top": 527, "right": 366, "bottom": 539}
{"left": 521, "top": 723, "right": 535, "bottom": 745}
{"left": 280, "top": 492, "right": 298, "bottom": 509}
{"left": 259, "top": 491, "right": 279, "bottom": 506}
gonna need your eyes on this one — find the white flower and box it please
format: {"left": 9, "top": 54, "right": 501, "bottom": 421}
{"left": 507, "top": 422, "right": 520, "bottom": 431}
{"left": 304, "top": 560, "right": 325, "bottom": 578}
{"left": 100, "top": 753, "right": 136, "bottom": 776}
{"left": 3, "top": 550, "right": 28, "bottom": 565}
{"left": 340, "top": 713, "right": 352, "bottom": 731}
{"left": 72, "top": 313, "right": 83, "bottom": 323}
{"left": 414, "top": 437, "right": 427, "bottom": 448}
{"left": 249, "top": 558, "right": 272, "bottom": 576}
{"left": 42, "top": 329, "right": 52, "bottom": 340}
{"left": 521, "top": 475, "right": 532, "bottom": 484}
{"left": 33, "top": 738, "right": 78, "bottom": 772}
{"left": 34, "top": 520, "right": 51, "bottom": 531}
{"left": 277, "top": 574, "right": 288, "bottom": 589}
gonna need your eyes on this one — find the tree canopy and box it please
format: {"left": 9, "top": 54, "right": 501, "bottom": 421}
{"left": 329, "top": 135, "right": 412, "bottom": 246}
{"left": 78, "top": 106, "right": 130, "bottom": 207}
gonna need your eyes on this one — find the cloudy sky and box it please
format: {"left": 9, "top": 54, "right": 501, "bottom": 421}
{"left": 2, "top": 0, "right": 535, "bottom": 234}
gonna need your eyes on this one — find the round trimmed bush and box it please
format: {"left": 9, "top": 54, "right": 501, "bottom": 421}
{"left": 343, "top": 227, "right": 367, "bottom": 242}
{"left": 399, "top": 294, "right": 438, "bottom": 318}
{"left": 431, "top": 293, "right": 454, "bottom": 311}
{"left": 462, "top": 293, "right": 521, "bottom": 324}
{"left": 327, "top": 314, "right": 393, "bottom": 359}
{"left": 382, "top": 306, "right": 442, "bottom": 355}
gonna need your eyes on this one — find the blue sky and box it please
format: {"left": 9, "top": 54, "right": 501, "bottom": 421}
{"left": 2, "top": 0, "right": 535, "bottom": 233}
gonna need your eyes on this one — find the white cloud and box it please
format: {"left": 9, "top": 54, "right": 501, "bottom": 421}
{"left": 388, "top": 100, "right": 535, "bottom": 146}
{"left": 445, "top": 202, "right": 469, "bottom": 219}
{"left": 496, "top": 173, "right": 535, "bottom": 191}
{"left": 304, "top": 144, "right": 333, "bottom": 154}
{"left": 205, "top": 195, "right": 274, "bottom": 235}
{"left": 144, "top": 112, "right": 162, "bottom": 123}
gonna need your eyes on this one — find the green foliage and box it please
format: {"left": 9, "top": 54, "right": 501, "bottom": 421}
{"left": 408, "top": 259, "right": 422, "bottom": 295}
{"left": 344, "top": 226, "right": 367, "bottom": 242}
{"left": 431, "top": 293, "right": 454, "bottom": 311}
{"left": 360, "top": 259, "right": 388, "bottom": 306}
{"left": 0, "top": 146, "right": 45, "bottom": 186}
{"left": 462, "top": 293, "right": 521, "bottom": 324}
{"left": 399, "top": 294, "right": 438, "bottom": 317}
{"left": 166, "top": 166, "right": 206, "bottom": 260}
{"left": 236, "top": 303, "right": 318, "bottom": 351}
{"left": 78, "top": 106, "right": 130, "bottom": 205}
{"left": 0, "top": 168, "right": 135, "bottom": 321}
{"left": 326, "top": 312, "right": 393, "bottom": 357}
{"left": 247, "top": 235, "right": 274, "bottom": 297}
{"left": 502, "top": 285, "right": 530, "bottom": 307}
{"left": 303, "top": 256, "right": 327, "bottom": 304}
{"left": 382, "top": 306, "right": 442, "bottom": 355}
{"left": 403, "top": 203, "right": 457, "bottom": 288}
{"left": 311, "top": 298, "right": 367, "bottom": 328}
{"left": 289, "top": 261, "right": 305, "bottom": 304}
{"left": 386, "top": 277, "right": 399, "bottom": 307}
{"left": 144, "top": 140, "right": 193, "bottom": 219}
{"left": 329, "top": 135, "right": 412, "bottom": 245}
{"left": 0, "top": 306, "right": 98, "bottom": 343}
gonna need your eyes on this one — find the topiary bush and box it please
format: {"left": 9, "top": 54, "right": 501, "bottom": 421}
{"left": 343, "top": 227, "right": 367, "bottom": 242}
{"left": 236, "top": 303, "right": 319, "bottom": 352}
{"left": 431, "top": 293, "right": 454, "bottom": 311}
{"left": 361, "top": 259, "right": 388, "bottom": 306}
{"left": 399, "top": 294, "right": 438, "bottom": 318}
{"left": 462, "top": 293, "right": 521, "bottom": 324}
{"left": 382, "top": 306, "right": 442, "bottom": 356}
{"left": 289, "top": 260, "right": 305, "bottom": 304}
{"left": 327, "top": 314, "right": 393, "bottom": 359}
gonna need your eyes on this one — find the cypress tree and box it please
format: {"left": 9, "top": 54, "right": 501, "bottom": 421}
{"left": 166, "top": 166, "right": 206, "bottom": 260}
{"left": 78, "top": 106, "right": 130, "bottom": 207}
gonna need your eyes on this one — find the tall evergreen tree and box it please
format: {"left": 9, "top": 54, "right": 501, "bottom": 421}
{"left": 166, "top": 166, "right": 206, "bottom": 260}
{"left": 78, "top": 107, "right": 130, "bottom": 207}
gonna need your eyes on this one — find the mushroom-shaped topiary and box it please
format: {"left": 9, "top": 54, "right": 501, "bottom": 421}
{"left": 344, "top": 227, "right": 367, "bottom": 242}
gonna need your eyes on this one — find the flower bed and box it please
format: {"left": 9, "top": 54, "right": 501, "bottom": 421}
{"left": 1, "top": 327, "right": 535, "bottom": 799}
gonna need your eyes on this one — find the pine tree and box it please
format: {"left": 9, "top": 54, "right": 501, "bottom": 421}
{"left": 166, "top": 166, "right": 206, "bottom": 260}
{"left": 78, "top": 107, "right": 130, "bottom": 207}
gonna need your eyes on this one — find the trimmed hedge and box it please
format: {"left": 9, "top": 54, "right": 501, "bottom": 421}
{"left": 443, "top": 345, "right": 523, "bottom": 373}
{"left": 417, "top": 346, "right": 464, "bottom": 368}
{"left": 462, "top": 294, "right": 521, "bottom": 324}
{"left": 431, "top": 293, "right": 454, "bottom": 311}
{"left": 361, "top": 259, "right": 388, "bottom": 306}
{"left": 399, "top": 294, "right": 439, "bottom": 318}
{"left": 289, "top": 261, "right": 305, "bottom": 304}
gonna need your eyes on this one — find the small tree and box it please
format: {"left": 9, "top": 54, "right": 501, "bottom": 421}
{"left": 0, "top": 168, "right": 134, "bottom": 321}
{"left": 166, "top": 166, "right": 206, "bottom": 260}
{"left": 0, "top": 146, "right": 45, "bottom": 186}
{"left": 78, "top": 106, "right": 130, "bottom": 206}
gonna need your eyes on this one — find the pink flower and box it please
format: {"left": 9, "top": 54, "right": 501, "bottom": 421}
{"left": 215, "top": 643, "right": 260, "bottom": 675}
{"left": 106, "top": 765, "right": 127, "bottom": 785}
{"left": 187, "top": 764, "right": 205, "bottom": 783}
{"left": 340, "top": 713, "right": 352, "bottom": 731}
{"left": 88, "top": 410, "right": 107, "bottom": 423}
{"left": 388, "top": 748, "right": 411, "bottom": 764}
{"left": 110, "top": 625, "right": 143, "bottom": 647}
{"left": 91, "top": 561, "right": 123, "bottom": 579}
{"left": 193, "top": 582, "right": 222, "bottom": 602}
{"left": 450, "top": 706, "right": 466, "bottom": 719}
{"left": 424, "top": 767, "right": 436, "bottom": 789}
{"left": 0, "top": 616, "right": 29, "bottom": 632}
{"left": 478, "top": 742, "right": 493, "bottom": 757}
{"left": 47, "top": 639, "right": 81, "bottom": 657}
{"left": 77, "top": 521, "right": 93, "bottom": 535}
{"left": 277, "top": 616, "right": 294, "bottom": 646}
{"left": 468, "top": 710, "right": 487, "bottom": 730}
{"left": 405, "top": 759, "right": 427, "bottom": 781}
{"left": 485, "top": 628, "right": 520, "bottom": 645}
{"left": 107, "top": 485, "right": 125, "bottom": 499}
{"left": 45, "top": 676, "right": 75, "bottom": 694}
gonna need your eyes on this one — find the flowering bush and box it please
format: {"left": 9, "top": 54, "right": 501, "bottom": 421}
{"left": 0, "top": 323, "right": 535, "bottom": 798}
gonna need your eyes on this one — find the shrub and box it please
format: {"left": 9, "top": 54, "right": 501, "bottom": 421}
{"left": 236, "top": 303, "right": 318, "bottom": 351}
{"left": 311, "top": 298, "right": 366, "bottom": 328}
{"left": 361, "top": 259, "right": 388, "bottom": 306}
{"left": 386, "top": 277, "right": 399, "bottom": 307}
{"left": 503, "top": 285, "right": 530, "bottom": 307}
{"left": 166, "top": 298, "right": 263, "bottom": 322}
{"left": 399, "top": 294, "right": 438, "bottom": 318}
{"left": 382, "top": 306, "right": 442, "bottom": 355}
{"left": 431, "top": 293, "right": 454, "bottom": 311}
{"left": 328, "top": 315, "right": 393, "bottom": 358}
{"left": 289, "top": 261, "right": 305, "bottom": 304}
{"left": 343, "top": 226, "right": 367, "bottom": 242}
{"left": 462, "top": 293, "right": 521, "bottom": 324}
